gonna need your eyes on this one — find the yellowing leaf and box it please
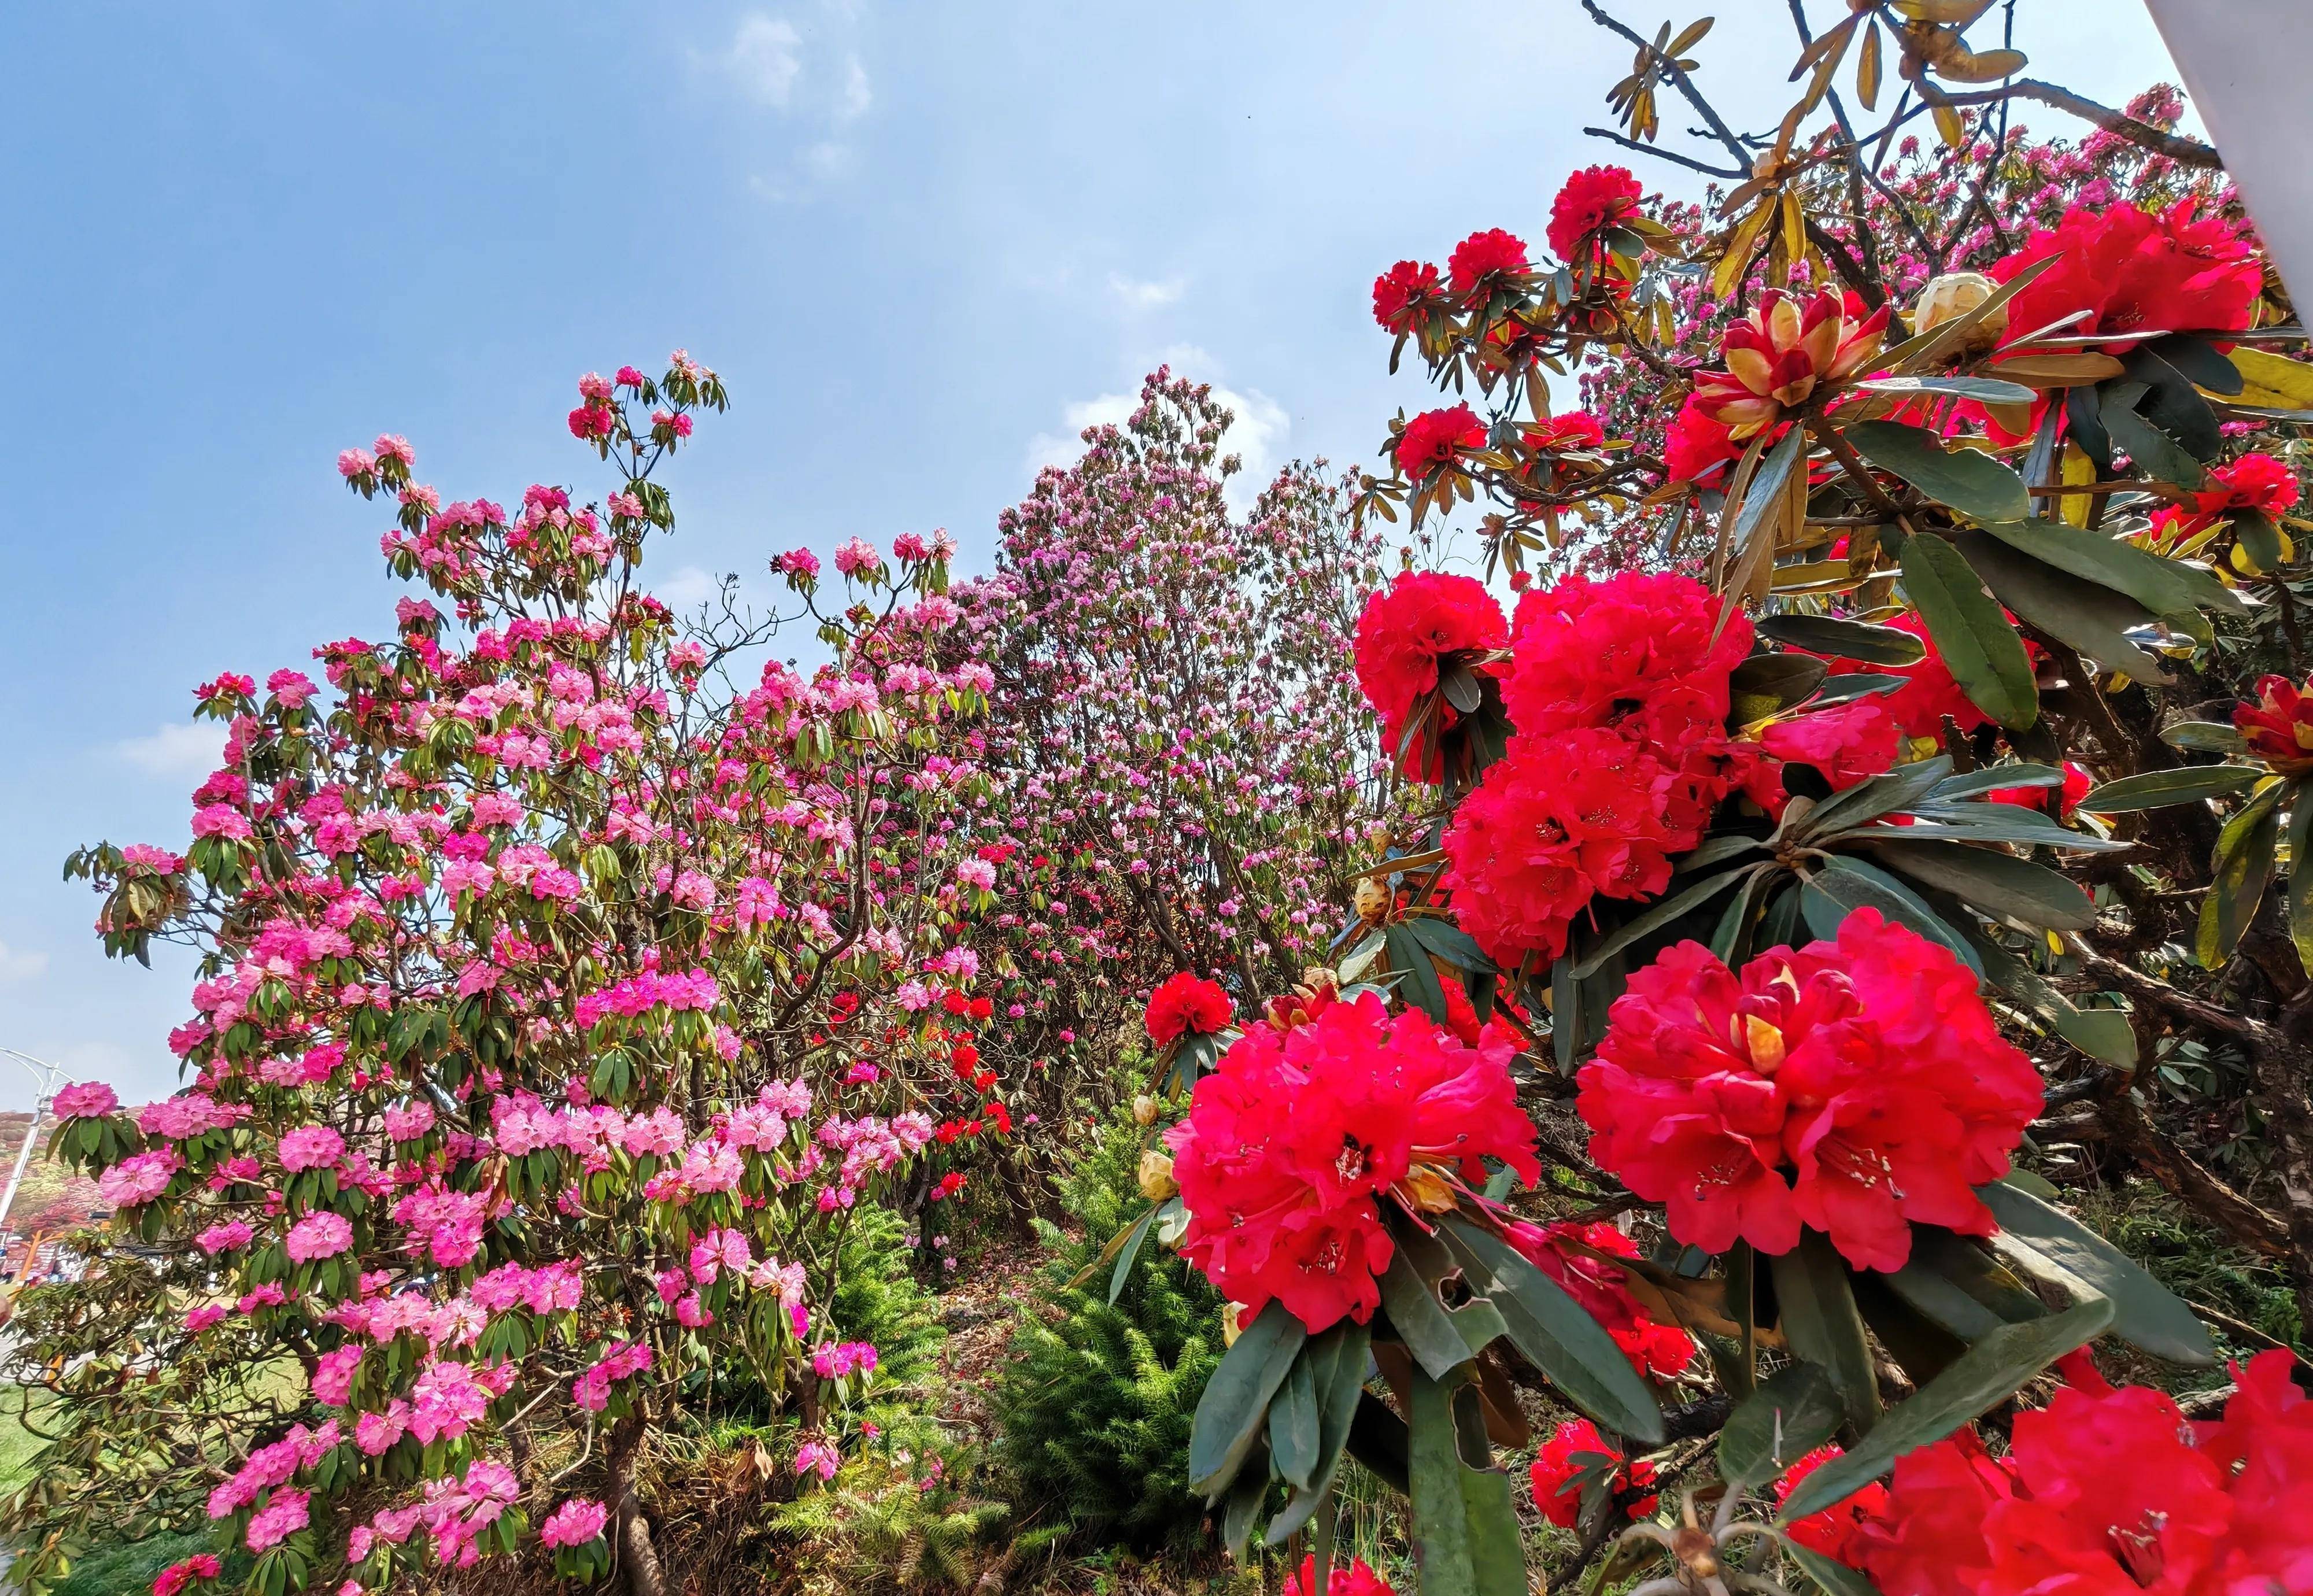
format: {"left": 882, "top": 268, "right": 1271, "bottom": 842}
{"left": 1715, "top": 202, "right": 1773, "bottom": 300}
{"left": 2232, "top": 347, "right": 2313, "bottom": 408}
{"left": 1933, "top": 101, "right": 1967, "bottom": 149}
{"left": 1858, "top": 19, "right": 1883, "bottom": 109}
{"left": 2060, "top": 443, "right": 2097, "bottom": 529}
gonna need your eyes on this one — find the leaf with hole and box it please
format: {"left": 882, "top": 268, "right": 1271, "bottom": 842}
{"left": 1407, "top": 1365, "right": 1528, "bottom": 1596}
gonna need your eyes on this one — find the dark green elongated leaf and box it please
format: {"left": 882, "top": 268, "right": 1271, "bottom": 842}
{"left": 1790, "top": 1542, "right": 1888, "bottom": 1595}
{"left": 1550, "top": 945, "right": 1580, "bottom": 1075}
{"left": 2076, "top": 764, "right": 2262, "bottom": 814}
{"left": 1882, "top": 1229, "right": 2047, "bottom": 1340}
{"left": 2146, "top": 333, "right": 2242, "bottom": 396}
{"left": 1954, "top": 530, "right": 2171, "bottom": 684}
{"left": 1901, "top": 534, "right": 2038, "bottom": 728}
{"left": 2288, "top": 788, "right": 2313, "bottom": 974}
{"left": 2161, "top": 721, "right": 2248, "bottom": 754}
{"left": 1407, "top": 1365, "right": 1528, "bottom": 1596}
{"left": 1384, "top": 922, "right": 1450, "bottom": 1025}
{"left": 1679, "top": 834, "right": 1769, "bottom": 874}
{"left": 1778, "top": 1298, "right": 2115, "bottom": 1520}
{"left": 2103, "top": 386, "right": 2208, "bottom": 489}
{"left": 1269, "top": 1353, "right": 1322, "bottom": 1491}
{"left": 1345, "top": 1391, "right": 1411, "bottom": 1495}
{"left": 1961, "top": 925, "right": 2137, "bottom": 1070}
{"left": 1381, "top": 1228, "right": 1504, "bottom": 1380}
{"left": 2234, "top": 507, "right": 2286, "bottom": 573}
{"left": 1109, "top": 1206, "right": 1156, "bottom": 1305}
{"left": 1809, "top": 672, "right": 1911, "bottom": 705}
{"left": 2199, "top": 781, "right": 2284, "bottom": 968}
{"left": 1859, "top": 838, "right": 2096, "bottom": 929}
{"left": 1979, "top": 516, "right": 2245, "bottom": 619}
{"left": 1798, "top": 756, "right": 1956, "bottom": 840}
{"left": 2119, "top": 352, "right": 2222, "bottom": 460}
{"left": 1270, "top": 1327, "right": 1364, "bottom": 1543}
{"left": 1719, "top": 427, "right": 1809, "bottom": 636}
{"left": 1980, "top": 1180, "right": 2215, "bottom": 1364}
{"left": 1221, "top": 1451, "right": 1270, "bottom": 1557}
{"left": 1719, "top": 1363, "right": 1845, "bottom": 1487}
{"left": 1848, "top": 421, "right": 2031, "bottom": 524}
{"left": 2067, "top": 381, "right": 2112, "bottom": 470}
{"left": 1771, "top": 1236, "right": 1880, "bottom": 1435}
{"left": 1802, "top": 856, "right": 1985, "bottom": 976}
{"left": 1891, "top": 808, "right": 2129, "bottom": 853}
{"left": 1439, "top": 1218, "right": 1665, "bottom": 1445}
{"left": 1571, "top": 864, "right": 1764, "bottom": 978}
{"left": 1731, "top": 651, "right": 1831, "bottom": 714}
{"left": 1854, "top": 374, "right": 2037, "bottom": 405}
{"left": 1711, "top": 866, "right": 1770, "bottom": 963}
{"left": 1401, "top": 914, "right": 1497, "bottom": 974}
{"left": 1189, "top": 1301, "right": 1308, "bottom": 1494}
{"left": 1931, "top": 763, "right": 2064, "bottom": 800}
{"left": 1881, "top": 1261, "right": 2004, "bottom": 1340}
{"left": 1757, "top": 613, "right": 1930, "bottom": 666}
{"left": 1440, "top": 664, "right": 1485, "bottom": 715}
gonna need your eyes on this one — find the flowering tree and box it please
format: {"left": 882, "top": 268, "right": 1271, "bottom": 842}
{"left": 14, "top": 357, "right": 1006, "bottom": 1596}
{"left": 1141, "top": 6, "right": 2313, "bottom": 1594}
{"left": 952, "top": 370, "right": 1390, "bottom": 1128}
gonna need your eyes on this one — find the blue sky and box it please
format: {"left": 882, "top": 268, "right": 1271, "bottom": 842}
{"left": 0, "top": 1, "right": 2187, "bottom": 1109}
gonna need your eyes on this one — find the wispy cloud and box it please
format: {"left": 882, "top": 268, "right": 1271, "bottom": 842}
{"left": 1107, "top": 272, "right": 1185, "bottom": 313}
{"left": 0, "top": 942, "right": 49, "bottom": 985}
{"left": 837, "top": 56, "right": 872, "bottom": 121}
{"left": 1025, "top": 362, "right": 1289, "bottom": 511}
{"left": 714, "top": 14, "right": 804, "bottom": 106}
{"left": 114, "top": 721, "right": 223, "bottom": 779}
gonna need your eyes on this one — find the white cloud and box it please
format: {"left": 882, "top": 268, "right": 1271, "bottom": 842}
{"left": 837, "top": 56, "right": 872, "bottom": 121}
{"left": 1024, "top": 374, "right": 1289, "bottom": 508}
{"left": 0, "top": 943, "right": 48, "bottom": 985}
{"left": 651, "top": 565, "right": 727, "bottom": 609}
{"left": 1107, "top": 272, "right": 1185, "bottom": 312}
{"left": 114, "top": 721, "right": 223, "bottom": 779}
{"left": 715, "top": 14, "right": 804, "bottom": 106}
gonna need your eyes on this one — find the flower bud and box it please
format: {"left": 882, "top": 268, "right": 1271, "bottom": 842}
{"left": 1353, "top": 877, "right": 1390, "bottom": 921}
{"left": 1131, "top": 1093, "right": 1158, "bottom": 1127}
{"left": 1912, "top": 271, "right": 2007, "bottom": 346}
{"left": 1220, "top": 1302, "right": 1246, "bottom": 1347}
{"left": 1137, "top": 1150, "right": 1177, "bottom": 1201}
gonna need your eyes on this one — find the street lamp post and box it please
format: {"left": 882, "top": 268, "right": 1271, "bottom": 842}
{"left": 0, "top": 1050, "right": 72, "bottom": 1245}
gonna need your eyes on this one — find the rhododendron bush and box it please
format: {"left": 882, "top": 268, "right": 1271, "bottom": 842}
{"left": 1133, "top": 5, "right": 2313, "bottom": 1595}
{"left": 14, "top": 359, "right": 1013, "bottom": 1596}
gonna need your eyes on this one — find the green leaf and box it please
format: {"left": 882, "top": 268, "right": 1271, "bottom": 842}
{"left": 1571, "top": 864, "right": 1764, "bottom": 978}
{"left": 1109, "top": 1207, "right": 1155, "bottom": 1305}
{"left": 1731, "top": 651, "right": 1831, "bottom": 717}
{"left": 1400, "top": 914, "right": 1497, "bottom": 974}
{"left": 1809, "top": 671, "right": 1912, "bottom": 705}
{"left": 1801, "top": 856, "right": 1985, "bottom": 975}
{"left": 1439, "top": 1217, "right": 1666, "bottom": 1446}
{"left": 1853, "top": 374, "right": 2037, "bottom": 405}
{"left": 1859, "top": 838, "right": 2095, "bottom": 929}
{"left": 1848, "top": 421, "right": 2031, "bottom": 524}
{"left": 2287, "top": 788, "right": 2313, "bottom": 975}
{"left": 1719, "top": 1362, "right": 1845, "bottom": 1487}
{"left": 2102, "top": 387, "right": 2208, "bottom": 490}
{"left": 1979, "top": 517, "right": 2245, "bottom": 619}
{"left": 2161, "top": 721, "right": 2249, "bottom": 754}
{"left": 1344, "top": 1391, "right": 1412, "bottom": 1495}
{"left": 1269, "top": 1353, "right": 1322, "bottom": 1491}
{"left": 2234, "top": 507, "right": 2286, "bottom": 574}
{"left": 1221, "top": 1452, "right": 1271, "bottom": 1557}
{"left": 2075, "top": 764, "right": 2262, "bottom": 814}
{"left": 2146, "top": 334, "right": 2243, "bottom": 396}
{"left": 2199, "top": 781, "right": 2283, "bottom": 968}
{"left": 1901, "top": 534, "right": 2038, "bottom": 728}
{"left": 1963, "top": 924, "right": 2136, "bottom": 1068}
{"left": 1789, "top": 1542, "right": 1888, "bottom": 1595}
{"left": 1380, "top": 1225, "right": 1508, "bottom": 1381}
{"left": 1797, "top": 756, "right": 1956, "bottom": 839}
{"left": 1756, "top": 614, "right": 1929, "bottom": 666}
{"left": 1893, "top": 806, "right": 2128, "bottom": 852}
{"left": 1954, "top": 529, "right": 2171, "bottom": 685}
{"left": 1189, "top": 1300, "right": 1308, "bottom": 1495}
{"left": 1778, "top": 1298, "right": 2115, "bottom": 1520}
{"left": 1407, "top": 1364, "right": 1528, "bottom": 1596}
{"left": 1930, "top": 763, "right": 2064, "bottom": 800}
{"left": 1882, "top": 1229, "right": 2047, "bottom": 1341}
{"left": 1771, "top": 1235, "right": 1880, "bottom": 1435}
{"left": 1980, "top": 1180, "right": 2216, "bottom": 1365}
{"left": 1384, "top": 922, "right": 1451, "bottom": 1025}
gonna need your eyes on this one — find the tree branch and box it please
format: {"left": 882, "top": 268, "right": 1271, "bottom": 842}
{"left": 1938, "top": 79, "right": 2222, "bottom": 169}
{"left": 1579, "top": 126, "right": 1745, "bottom": 181}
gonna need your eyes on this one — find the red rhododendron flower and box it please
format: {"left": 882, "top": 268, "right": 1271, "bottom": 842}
{"left": 1661, "top": 397, "right": 1748, "bottom": 487}
{"left": 1530, "top": 1417, "right": 1657, "bottom": 1529}
{"left": 1447, "top": 228, "right": 1529, "bottom": 302}
{"left": 1396, "top": 404, "right": 1486, "bottom": 480}
{"left": 2199, "top": 1347, "right": 2313, "bottom": 1588}
{"left": 1989, "top": 759, "right": 2092, "bottom": 817}
{"left": 1773, "top": 1446, "right": 1890, "bottom": 1565}
{"left": 2236, "top": 673, "right": 2313, "bottom": 775}
{"left": 1524, "top": 409, "right": 1606, "bottom": 455}
{"left": 1506, "top": 1219, "right": 1695, "bottom": 1380}
{"left": 1841, "top": 1427, "right": 2015, "bottom": 1591}
{"left": 1281, "top": 1554, "right": 1396, "bottom": 1596}
{"left": 1577, "top": 908, "right": 2042, "bottom": 1270}
{"left": 1373, "top": 258, "right": 1446, "bottom": 334}
{"left": 1547, "top": 165, "right": 1644, "bottom": 261}
{"left": 1500, "top": 571, "right": 1753, "bottom": 749}
{"left": 1993, "top": 201, "right": 2262, "bottom": 349}
{"left": 1353, "top": 571, "right": 1510, "bottom": 779}
{"left": 1164, "top": 992, "right": 1539, "bottom": 1332}
{"left": 1760, "top": 699, "right": 1901, "bottom": 792}
{"left": 1144, "top": 972, "right": 1232, "bottom": 1045}
{"left": 2149, "top": 452, "right": 2303, "bottom": 552}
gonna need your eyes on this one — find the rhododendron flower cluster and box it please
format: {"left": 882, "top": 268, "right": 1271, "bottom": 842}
{"left": 1547, "top": 165, "right": 1645, "bottom": 262}
{"left": 1828, "top": 1350, "right": 2313, "bottom": 1592}
{"left": 1143, "top": 972, "right": 1233, "bottom": 1046}
{"left": 1352, "top": 570, "right": 1509, "bottom": 779}
{"left": 1395, "top": 403, "right": 1486, "bottom": 480}
{"left": 2237, "top": 672, "right": 2313, "bottom": 775}
{"left": 1690, "top": 289, "right": 1888, "bottom": 438}
{"left": 1165, "top": 992, "right": 1538, "bottom": 1331}
{"left": 1529, "top": 1417, "right": 1658, "bottom": 1528}
{"left": 1281, "top": 1555, "right": 1397, "bottom": 1596}
{"left": 1577, "top": 908, "right": 2043, "bottom": 1270}
{"left": 1991, "top": 200, "right": 2262, "bottom": 351}
{"left": 1443, "top": 571, "right": 1760, "bottom": 965}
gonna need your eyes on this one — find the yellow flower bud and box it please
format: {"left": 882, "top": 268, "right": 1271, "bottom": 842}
{"left": 1131, "top": 1093, "right": 1158, "bottom": 1127}
{"left": 1221, "top": 1302, "right": 1246, "bottom": 1347}
{"left": 1912, "top": 271, "right": 2008, "bottom": 347}
{"left": 1137, "top": 1150, "right": 1177, "bottom": 1202}
{"left": 1353, "top": 877, "right": 1390, "bottom": 921}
